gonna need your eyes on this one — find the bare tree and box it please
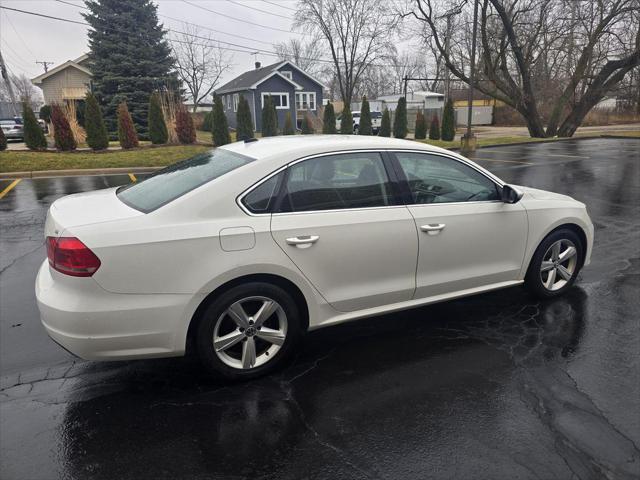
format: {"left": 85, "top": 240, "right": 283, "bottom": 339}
{"left": 274, "top": 36, "right": 326, "bottom": 78}
{"left": 0, "top": 73, "right": 42, "bottom": 109}
{"left": 171, "top": 24, "right": 233, "bottom": 112}
{"left": 405, "top": 0, "right": 640, "bottom": 137}
{"left": 295, "top": 0, "right": 397, "bottom": 106}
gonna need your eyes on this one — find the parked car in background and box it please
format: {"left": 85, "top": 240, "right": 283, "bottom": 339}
{"left": 36, "top": 136, "right": 593, "bottom": 380}
{"left": 336, "top": 111, "right": 383, "bottom": 134}
{"left": 0, "top": 117, "right": 24, "bottom": 141}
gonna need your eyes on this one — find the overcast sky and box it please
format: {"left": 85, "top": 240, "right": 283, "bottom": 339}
{"left": 1, "top": 0, "right": 301, "bottom": 90}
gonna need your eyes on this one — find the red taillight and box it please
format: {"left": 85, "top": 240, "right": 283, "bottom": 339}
{"left": 46, "top": 236, "right": 101, "bottom": 277}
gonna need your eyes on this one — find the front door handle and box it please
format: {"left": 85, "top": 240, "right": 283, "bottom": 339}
{"left": 285, "top": 235, "right": 320, "bottom": 248}
{"left": 420, "top": 224, "right": 446, "bottom": 235}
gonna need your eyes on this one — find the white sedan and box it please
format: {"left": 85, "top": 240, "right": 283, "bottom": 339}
{"left": 36, "top": 136, "right": 593, "bottom": 379}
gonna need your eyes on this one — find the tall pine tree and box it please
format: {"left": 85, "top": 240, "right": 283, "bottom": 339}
{"left": 23, "top": 103, "right": 47, "bottom": 150}
{"left": 236, "top": 95, "right": 254, "bottom": 140}
{"left": 393, "top": 97, "right": 408, "bottom": 139}
{"left": 441, "top": 98, "right": 456, "bottom": 141}
{"left": 359, "top": 96, "right": 372, "bottom": 135}
{"left": 340, "top": 107, "right": 353, "bottom": 134}
{"left": 379, "top": 108, "right": 391, "bottom": 137}
{"left": 212, "top": 95, "right": 231, "bottom": 146}
{"left": 85, "top": 92, "right": 109, "bottom": 150}
{"left": 84, "top": 0, "right": 177, "bottom": 139}
{"left": 261, "top": 96, "right": 278, "bottom": 137}
{"left": 322, "top": 102, "right": 337, "bottom": 134}
{"left": 148, "top": 92, "right": 168, "bottom": 144}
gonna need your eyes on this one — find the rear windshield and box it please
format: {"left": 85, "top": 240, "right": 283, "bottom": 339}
{"left": 117, "top": 148, "right": 255, "bottom": 212}
{"left": 371, "top": 112, "right": 382, "bottom": 119}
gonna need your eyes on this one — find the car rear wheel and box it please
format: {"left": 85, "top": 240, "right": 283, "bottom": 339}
{"left": 196, "top": 282, "right": 302, "bottom": 379}
{"left": 525, "top": 229, "right": 583, "bottom": 298}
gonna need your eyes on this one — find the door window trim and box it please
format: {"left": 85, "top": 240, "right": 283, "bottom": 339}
{"left": 387, "top": 150, "right": 504, "bottom": 206}
{"left": 237, "top": 149, "right": 506, "bottom": 216}
{"left": 237, "top": 149, "right": 404, "bottom": 216}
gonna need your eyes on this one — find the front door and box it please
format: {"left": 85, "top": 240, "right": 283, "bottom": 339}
{"left": 270, "top": 152, "right": 418, "bottom": 312}
{"left": 391, "top": 151, "right": 528, "bottom": 299}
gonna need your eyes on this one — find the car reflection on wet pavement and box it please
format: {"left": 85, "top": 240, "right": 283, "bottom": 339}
{"left": 1, "top": 138, "right": 639, "bottom": 479}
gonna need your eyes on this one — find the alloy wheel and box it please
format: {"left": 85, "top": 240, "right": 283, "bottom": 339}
{"left": 213, "top": 296, "right": 287, "bottom": 370}
{"left": 539, "top": 239, "right": 578, "bottom": 291}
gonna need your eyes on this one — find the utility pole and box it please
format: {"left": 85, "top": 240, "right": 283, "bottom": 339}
{"left": 0, "top": 49, "right": 19, "bottom": 116}
{"left": 36, "top": 61, "right": 53, "bottom": 73}
{"left": 461, "top": 0, "right": 479, "bottom": 153}
{"left": 444, "top": 15, "right": 452, "bottom": 101}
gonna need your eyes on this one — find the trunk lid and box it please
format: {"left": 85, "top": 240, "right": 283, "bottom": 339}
{"left": 45, "top": 187, "right": 142, "bottom": 237}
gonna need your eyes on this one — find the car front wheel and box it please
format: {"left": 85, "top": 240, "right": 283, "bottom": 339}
{"left": 525, "top": 228, "right": 583, "bottom": 298}
{"left": 196, "top": 282, "right": 302, "bottom": 379}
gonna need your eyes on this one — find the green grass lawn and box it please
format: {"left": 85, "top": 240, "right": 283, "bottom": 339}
{"left": 0, "top": 145, "right": 210, "bottom": 173}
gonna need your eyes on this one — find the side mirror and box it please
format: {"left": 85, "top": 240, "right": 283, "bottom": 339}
{"left": 501, "top": 184, "right": 524, "bottom": 204}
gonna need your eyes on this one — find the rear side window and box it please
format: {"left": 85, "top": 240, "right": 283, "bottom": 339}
{"left": 117, "top": 149, "right": 254, "bottom": 212}
{"left": 243, "top": 172, "right": 284, "bottom": 213}
{"left": 280, "top": 152, "right": 394, "bottom": 212}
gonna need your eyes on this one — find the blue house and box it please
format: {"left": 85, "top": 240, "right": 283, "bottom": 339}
{"left": 215, "top": 61, "right": 325, "bottom": 133}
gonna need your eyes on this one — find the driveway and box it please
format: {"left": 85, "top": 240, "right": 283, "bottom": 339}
{"left": 1, "top": 138, "right": 639, "bottom": 479}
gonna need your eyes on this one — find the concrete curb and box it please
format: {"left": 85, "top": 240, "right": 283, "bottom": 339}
{"left": 0, "top": 166, "right": 163, "bottom": 180}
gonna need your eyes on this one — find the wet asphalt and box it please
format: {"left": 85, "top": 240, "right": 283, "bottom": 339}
{"left": 0, "top": 138, "right": 639, "bottom": 480}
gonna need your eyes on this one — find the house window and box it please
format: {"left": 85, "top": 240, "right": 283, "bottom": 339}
{"left": 281, "top": 70, "right": 292, "bottom": 80}
{"left": 261, "top": 92, "right": 289, "bottom": 110}
{"left": 295, "top": 92, "right": 316, "bottom": 110}
{"left": 233, "top": 93, "right": 239, "bottom": 112}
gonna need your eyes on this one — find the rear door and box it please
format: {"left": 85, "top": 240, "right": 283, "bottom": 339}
{"left": 391, "top": 151, "right": 528, "bottom": 299}
{"left": 270, "top": 151, "right": 418, "bottom": 312}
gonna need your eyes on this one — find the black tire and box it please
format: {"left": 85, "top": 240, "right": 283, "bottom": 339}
{"left": 196, "top": 282, "right": 302, "bottom": 380}
{"left": 525, "top": 228, "right": 583, "bottom": 298}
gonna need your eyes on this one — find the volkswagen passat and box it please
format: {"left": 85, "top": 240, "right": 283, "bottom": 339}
{"left": 36, "top": 136, "right": 593, "bottom": 379}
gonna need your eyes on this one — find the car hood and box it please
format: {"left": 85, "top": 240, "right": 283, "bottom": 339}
{"left": 514, "top": 185, "right": 576, "bottom": 203}
{"left": 45, "top": 187, "right": 142, "bottom": 237}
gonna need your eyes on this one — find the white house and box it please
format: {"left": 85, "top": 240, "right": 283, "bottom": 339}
{"left": 375, "top": 91, "right": 445, "bottom": 111}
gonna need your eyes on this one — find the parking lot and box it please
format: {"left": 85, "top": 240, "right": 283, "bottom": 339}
{"left": 1, "top": 138, "right": 639, "bottom": 479}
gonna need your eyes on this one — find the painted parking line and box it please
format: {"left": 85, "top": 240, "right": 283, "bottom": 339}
{"left": 128, "top": 173, "right": 137, "bottom": 182}
{"left": 0, "top": 179, "right": 21, "bottom": 200}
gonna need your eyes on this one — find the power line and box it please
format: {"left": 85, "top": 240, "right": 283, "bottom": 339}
{"left": 4, "top": 10, "right": 38, "bottom": 59}
{"left": 0, "top": 6, "right": 86, "bottom": 25}
{"left": 261, "top": 0, "right": 298, "bottom": 12}
{"left": 226, "top": 0, "right": 294, "bottom": 20}
{"left": 53, "top": 0, "right": 282, "bottom": 47}
{"left": 0, "top": 5, "right": 410, "bottom": 70}
{"left": 180, "top": 0, "right": 304, "bottom": 35}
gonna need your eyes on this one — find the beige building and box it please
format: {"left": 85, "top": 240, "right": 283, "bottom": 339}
{"left": 31, "top": 54, "right": 92, "bottom": 105}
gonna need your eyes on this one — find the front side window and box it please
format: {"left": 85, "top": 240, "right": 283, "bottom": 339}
{"left": 280, "top": 153, "right": 394, "bottom": 212}
{"left": 394, "top": 152, "right": 500, "bottom": 204}
{"left": 262, "top": 93, "right": 289, "bottom": 109}
{"left": 118, "top": 149, "right": 255, "bottom": 212}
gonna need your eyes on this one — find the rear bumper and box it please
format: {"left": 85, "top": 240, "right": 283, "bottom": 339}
{"left": 35, "top": 260, "right": 199, "bottom": 360}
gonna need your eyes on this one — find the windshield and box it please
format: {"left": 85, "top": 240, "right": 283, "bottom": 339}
{"left": 117, "top": 148, "right": 255, "bottom": 212}
{"left": 372, "top": 112, "right": 382, "bottom": 119}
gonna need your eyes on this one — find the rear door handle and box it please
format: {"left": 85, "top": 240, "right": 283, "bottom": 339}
{"left": 285, "top": 235, "right": 319, "bottom": 248}
{"left": 420, "top": 224, "right": 446, "bottom": 235}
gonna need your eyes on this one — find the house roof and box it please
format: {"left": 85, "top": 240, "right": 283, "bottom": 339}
{"left": 31, "top": 57, "right": 92, "bottom": 85}
{"left": 215, "top": 60, "right": 323, "bottom": 94}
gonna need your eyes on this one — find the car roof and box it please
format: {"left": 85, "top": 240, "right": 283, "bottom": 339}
{"left": 221, "top": 135, "right": 452, "bottom": 162}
